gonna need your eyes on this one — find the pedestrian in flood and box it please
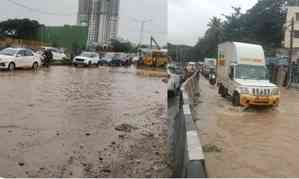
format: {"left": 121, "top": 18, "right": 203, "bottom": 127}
{"left": 42, "top": 49, "right": 53, "bottom": 68}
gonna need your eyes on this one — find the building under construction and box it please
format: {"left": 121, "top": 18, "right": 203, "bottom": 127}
{"left": 77, "top": 0, "right": 120, "bottom": 48}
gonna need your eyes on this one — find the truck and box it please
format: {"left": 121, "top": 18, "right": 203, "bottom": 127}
{"left": 217, "top": 42, "right": 280, "bottom": 107}
{"left": 203, "top": 58, "right": 216, "bottom": 78}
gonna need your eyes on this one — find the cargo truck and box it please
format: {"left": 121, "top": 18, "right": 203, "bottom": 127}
{"left": 217, "top": 42, "right": 280, "bottom": 107}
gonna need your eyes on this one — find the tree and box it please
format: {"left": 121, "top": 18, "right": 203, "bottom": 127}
{"left": 185, "top": 0, "right": 288, "bottom": 58}
{"left": 0, "top": 18, "right": 42, "bottom": 40}
{"left": 111, "top": 39, "right": 133, "bottom": 52}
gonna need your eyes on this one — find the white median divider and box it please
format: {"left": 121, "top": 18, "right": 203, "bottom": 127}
{"left": 180, "top": 71, "right": 207, "bottom": 178}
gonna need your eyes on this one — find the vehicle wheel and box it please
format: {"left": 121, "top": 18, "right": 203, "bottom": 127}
{"left": 8, "top": 62, "right": 15, "bottom": 71}
{"left": 168, "top": 90, "right": 175, "bottom": 98}
{"left": 218, "top": 85, "right": 223, "bottom": 95}
{"left": 219, "top": 85, "right": 226, "bottom": 97}
{"left": 88, "top": 61, "right": 92, "bottom": 67}
{"left": 232, "top": 92, "right": 240, "bottom": 106}
{"left": 73, "top": 64, "right": 78, "bottom": 67}
{"left": 32, "top": 62, "right": 39, "bottom": 71}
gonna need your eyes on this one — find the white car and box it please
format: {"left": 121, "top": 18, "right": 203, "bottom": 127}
{"left": 42, "top": 47, "right": 67, "bottom": 61}
{"left": 101, "top": 53, "right": 115, "bottom": 64}
{"left": 73, "top": 52, "right": 100, "bottom": 67}
{"left": 0, "top": 48, "right": 41, "bottom": 71}
{"left": 167, "top": 64, "right": 183, "bottom": 97}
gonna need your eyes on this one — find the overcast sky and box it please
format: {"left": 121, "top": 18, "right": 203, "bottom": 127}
{"left": 168, "top": 0, "right": 258, "bottom": 46}
{"left": 0, "top": 0, "right": 167, "bottom": 45}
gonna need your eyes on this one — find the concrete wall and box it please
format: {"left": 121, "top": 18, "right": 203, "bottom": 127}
{"left": 169, "top": 71, "right": 207, "bottom": 178}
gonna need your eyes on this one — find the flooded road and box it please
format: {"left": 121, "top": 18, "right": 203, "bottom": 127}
{"left": 0, "top": 66, "right": 171, "bottom": 177}
{"left": 194, "top": 77, "right": 299, "bottom": 177}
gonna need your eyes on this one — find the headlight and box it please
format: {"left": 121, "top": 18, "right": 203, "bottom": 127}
{"left": 272, "top": 88, "right": 280, "bottom": 95}
{"left": 239, "top": 87, "right": 250, "bottom": 94}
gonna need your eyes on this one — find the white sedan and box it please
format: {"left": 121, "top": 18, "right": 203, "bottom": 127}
{"left": 0, "top": 48, "right": 41, "bottom": 71}
{"left": 73, "top": 52, "right": 100, "bottom": 67}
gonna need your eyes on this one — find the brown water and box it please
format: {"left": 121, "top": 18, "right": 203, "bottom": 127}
{"left": 194, "top": 77, "right": 299, "bottom": 177}
{"left": 0, "top": 66, "right": 171, "bottom": 177}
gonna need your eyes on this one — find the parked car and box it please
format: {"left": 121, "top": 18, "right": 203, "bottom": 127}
{"left": 73, "top": 52, "right": 100, "bottom": 67}
{"left": 42, "top": 47, "right": 67, "bottom": 61}
{"left": 0, "top": 48, "right": 41, "bottom": 71}
{"left": 110, "top": 53, "right": 122, "bottom": 66}
{"left": 119, "top": 53, "right": 131, "bottom": 66}
{"left": 167, "top": 64, "right": 183, "bottom": 97}
{"left": 101, "top": 53, "right": 114, "bottom": 65}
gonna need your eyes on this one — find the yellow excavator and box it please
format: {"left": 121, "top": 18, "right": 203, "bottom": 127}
{"left": 137, "top": 36, "right": 169, "bottom": 68}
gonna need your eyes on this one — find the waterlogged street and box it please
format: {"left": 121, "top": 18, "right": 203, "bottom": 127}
{"left": 194, "top": 77, "right": 299, "bottom": 177}
{"left": 0, "top": 66, "right": 171, "bottom": 177}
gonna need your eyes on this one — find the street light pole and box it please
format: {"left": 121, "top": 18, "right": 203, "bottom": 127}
{"left": 287, "top": 17, "right": 295, "bottom": 87}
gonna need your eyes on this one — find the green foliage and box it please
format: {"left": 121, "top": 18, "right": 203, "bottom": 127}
{"left": 182, "top": 0, "right": 287, "bottom": 60}
{"left": 111, "top": 39, "right": 133, "bottom": 52}
{"left": 0, "top": 18, "right": 42, "bottom": 40}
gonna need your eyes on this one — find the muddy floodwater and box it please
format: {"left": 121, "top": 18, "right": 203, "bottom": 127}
{"left": 0, "top": 66, "right": 171, "bottom": 177}
{"left": 194, "top": 77, "right": 299, "bottom": 177}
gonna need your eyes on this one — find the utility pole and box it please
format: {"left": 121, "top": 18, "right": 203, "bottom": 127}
{"left": 130, "top": 18, "right": 152, "bottom": 46}
{"left": 287, "top": 17, "right": 295, "bottom": 87}
{"left": 139, "top": 19, "right": 152, "bottom": 46}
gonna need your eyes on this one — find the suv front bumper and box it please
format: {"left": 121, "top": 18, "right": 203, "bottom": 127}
{"left": 240, "top": 94, "right": 280, "bottom": 107}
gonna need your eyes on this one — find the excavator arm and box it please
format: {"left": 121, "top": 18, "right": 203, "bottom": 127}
{"left": 150, "top": 36, "right": 161, "bottom": 50}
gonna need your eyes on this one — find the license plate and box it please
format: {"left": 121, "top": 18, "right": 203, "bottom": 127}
{"left": 255, "top": 96, "right": 269, "bottom": 102}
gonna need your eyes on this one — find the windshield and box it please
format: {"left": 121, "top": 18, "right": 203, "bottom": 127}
{"left": 0, "top": 48, "right": 18, "bottom": 56}
{"left": 81, "top": 52, "right": 97, "bottom": 58}
{"left": 236, "top": 64, "right": 267, "bottom": 80}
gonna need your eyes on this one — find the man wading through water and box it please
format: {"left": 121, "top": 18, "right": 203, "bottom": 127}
{"left": 42, "top": 49, "right": 53, "bottom": 67}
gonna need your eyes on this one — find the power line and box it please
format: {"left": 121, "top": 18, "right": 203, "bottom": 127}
{"left": 5, "top": 0, "right": 76, "bottom": 16}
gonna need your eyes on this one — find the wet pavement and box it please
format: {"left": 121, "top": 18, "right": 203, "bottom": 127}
{"left": 194, "top": 77, "right": 299, "bottom": 177}
{"left": 0, "top": 66, "right": 171, "bottom": 177}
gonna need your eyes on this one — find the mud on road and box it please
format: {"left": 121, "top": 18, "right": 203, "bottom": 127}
{"left": 0, "top": 66, "right": 172, "bottom": 177}
{"left": 194, "top": 77, "right": 299, "bottom": 177}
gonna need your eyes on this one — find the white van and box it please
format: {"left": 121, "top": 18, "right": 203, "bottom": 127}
{"left": 217, "top": 42, "right": 280, "bottom": 107}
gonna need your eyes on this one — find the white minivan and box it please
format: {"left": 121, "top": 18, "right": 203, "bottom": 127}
{"left": 0, "top": 48, "right": 41, "bottom": 71}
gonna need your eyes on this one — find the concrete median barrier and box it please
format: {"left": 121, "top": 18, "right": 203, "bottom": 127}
{"left": 169, "top": 71, "right": 207, "bottom": 178}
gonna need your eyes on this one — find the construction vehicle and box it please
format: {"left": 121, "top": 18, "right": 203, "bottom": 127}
{"left": 137, "top": 36, "right": 169, "bottom": 68}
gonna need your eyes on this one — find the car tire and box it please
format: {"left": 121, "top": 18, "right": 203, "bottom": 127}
{"left": 219, "top": 85, "right": 226, "bottom": 97}
{"left": 168, "top": 90, "right": 175, "bottom": 98}
{"left": 73, "top": 64, "right": 78, "bottom": 67}
{"left": 88, "top": 61, "right": 92, "bottom": 67}
{"left": 232, "top": 92, "right": 240, "bottom": 106}
{"left": 8, "top": 62, "right": 15, "bottom": 71}
{"left": 218, "top": 85, "right": 223, "bottom": 95}
{"left": 32, "top": 62, "right": 39, "bottom": 71}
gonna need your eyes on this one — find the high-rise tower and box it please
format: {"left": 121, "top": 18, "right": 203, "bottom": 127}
{"left": 77, "top": 0, "right": 91, "bottom": 26}
{"left": 77, "top": 0, "right": 120, "bottom": 47}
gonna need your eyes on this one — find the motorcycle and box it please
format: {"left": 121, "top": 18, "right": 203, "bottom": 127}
{"left": 209, "top": 73, "right": 216, "bottom": 85}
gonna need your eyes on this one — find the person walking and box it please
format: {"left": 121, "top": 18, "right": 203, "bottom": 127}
{"left": 42, "top": 49, "right": 53, "bottom": 68}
